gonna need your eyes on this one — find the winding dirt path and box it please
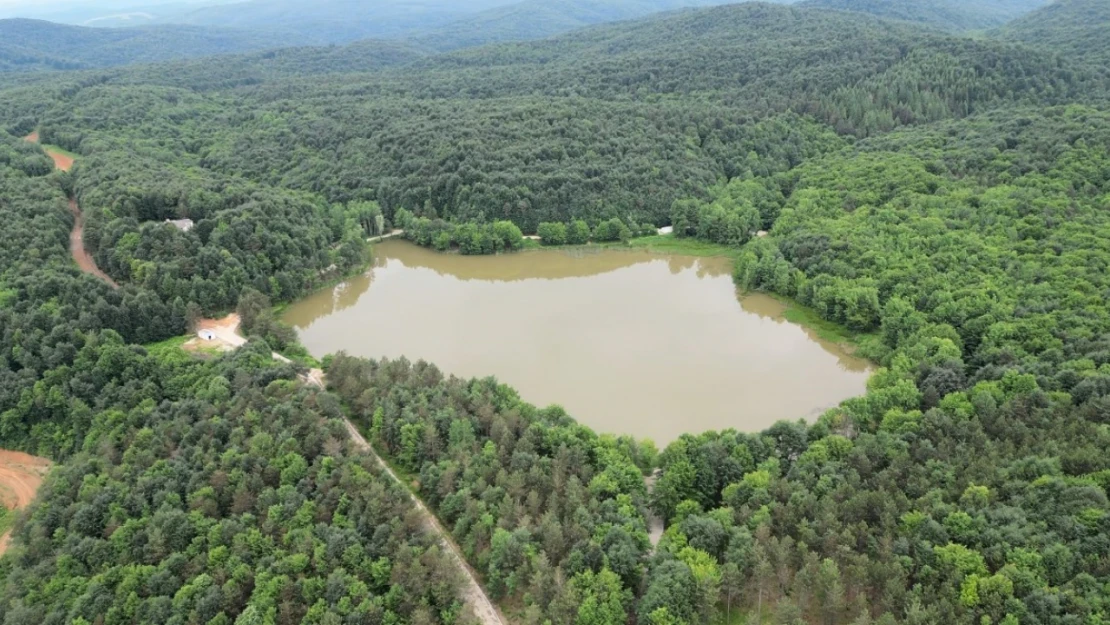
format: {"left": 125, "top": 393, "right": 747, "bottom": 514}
{"left": 69, "top": 198, "right": 119, "bottom": 288}
{"left": 22, "top": 132, "right": 117, "bottom": 288}
{"left": 0, "top": 450, "right": 51, "bottom": 557}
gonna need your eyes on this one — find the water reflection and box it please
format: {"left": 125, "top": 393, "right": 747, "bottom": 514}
{"left": 284, "top": 240, "right": 870, "bottom": 444}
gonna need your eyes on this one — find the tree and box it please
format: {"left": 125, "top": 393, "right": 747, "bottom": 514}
{"left": 721, "top": 562, "right": 744, "bottom": 625}
{"left": 815, "top": 559, "right": 845, "bottom": 625}
{"left": 678, "top": 547, "right": 721, "bottom": 622}
{"left": 567, "top": 220, "right": 591, "bottom": 245}
{"left": 537, "top": 222, "right": 567, "bottom": 246}
{"left": 573, "top": 569, "right": 629, "bottom": 625}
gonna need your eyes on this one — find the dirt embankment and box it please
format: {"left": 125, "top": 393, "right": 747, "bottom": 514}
{"left": 0, "top": 450, "right": 51, "bottom": 557}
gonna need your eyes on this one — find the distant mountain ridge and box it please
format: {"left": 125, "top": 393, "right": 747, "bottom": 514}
{"left": 799, "top": 0, "right": 1050, "bottom": 31}
{"left": 0, "top": 18, "right": 303, "bottom": 72}
{"left": 168, "top": 0, "right": 521, "bottom": 44}
{"left": 408, "top": 0, "right": 786, "bottom": 52}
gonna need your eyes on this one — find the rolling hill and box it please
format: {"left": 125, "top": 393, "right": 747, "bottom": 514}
{"left": 409, "top": 0, "right": 783, "bottom": 52}
{"left": 0, "top": 18, "right": 304, "bottom": 72}
{"left": 167, "top": 0, "right": 522, "bottom": 44}
{"left": 999, "top": 0, "right": 1110, "bottom": 67}
{"left": 800, "top": 0, "right": 1049, "bottom": 31}
{"left": 1, "top": 1, "right": 1110, "bottom": 623}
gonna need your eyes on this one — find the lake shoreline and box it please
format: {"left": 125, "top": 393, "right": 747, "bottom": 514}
{"left": 281, "top": 239, "right": 872, "bottom": 445}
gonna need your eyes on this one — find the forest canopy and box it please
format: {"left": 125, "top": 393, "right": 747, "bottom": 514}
{"left": 1, "top": 0, "right": 1110, "bottom": 624}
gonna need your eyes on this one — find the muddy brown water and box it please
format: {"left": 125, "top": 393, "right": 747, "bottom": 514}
{"left": 284, "top": 241, "right": 870, "bottom": 445}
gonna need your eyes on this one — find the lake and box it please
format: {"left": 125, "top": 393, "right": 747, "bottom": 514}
{"left": 283, "top": 240, "right": 870, "bottom": 445}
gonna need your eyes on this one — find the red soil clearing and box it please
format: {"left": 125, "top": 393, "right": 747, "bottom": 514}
{"left": 49, "top": 150, "right": 74, "bottom": 172}
{"left": 0, "top": 450, "right": 51, "bottom": 557}
{"left": 22, "top": 130, "right": 73, "bottom": 171}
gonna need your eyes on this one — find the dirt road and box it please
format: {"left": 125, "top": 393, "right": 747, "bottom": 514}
{"left": 296, "top": 361, "right": 505, "bottom": 624}
{"left": 0, "top": 450, "right": 51, "bottom": 557}
{"left": 194, "top": 311, "right": 505, "bottom": 624}
{"left": 342, "top": 419, "right": 506, "bottom": 625}
{"left": 23, "top": 131, "right": 116, "bottom": 287}
{"left": 22, "top": 131, "right": 74, "bottom": 172}
{"left": 69, "top": 198, "right": 119, "bottom": 288}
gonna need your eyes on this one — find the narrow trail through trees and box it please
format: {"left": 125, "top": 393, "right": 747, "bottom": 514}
{"left": 22, "top": 132, "right": 117, "bottom": 288}
{"left": 68, "top": 198, "right": 119, "bottom": 288}
{"left": 203, "top": 321, "right": 509, "bottom": 625}
{"left": 341, "top": 419, "right": 508, "bottom": 625}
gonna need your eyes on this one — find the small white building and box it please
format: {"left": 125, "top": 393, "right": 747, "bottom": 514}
{"left": 199, "top": 329, "right": 216, "bottom": 341}
{"left": 166, "top": 219, "right": 195, "bottom": 232}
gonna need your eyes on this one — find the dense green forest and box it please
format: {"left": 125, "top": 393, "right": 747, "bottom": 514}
{"left": 2, "top": 0, "right": 1110, "bottom": 623}
{"left": 3, "top": 3, "right": 1093, "bottom": 238}
{"left": 0, "top": 128, "right": 467, "bottom": 623}
{"left": 327, "top": 355, "right": 657, "bottom": 624}
{"left": 999, "top": 0, "right": 1110, "bottom": 69}
{"left": 663, "top": 103, "right": 1110, "bottom": 624}
{"left": 1, "top": 343, "right": 468, "bottom": 625}
{"left": 143, "top": 0, "right": 751, "bottom": 47}
{"left": 407, "top": 0, "right": 759, "bottom": 52}
{"left": 0, "top": 19, "right": 308, "bottom": 73}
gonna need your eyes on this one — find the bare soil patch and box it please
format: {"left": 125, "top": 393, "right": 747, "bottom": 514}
{"left": 198, "top": 314, "right": 241, "bottom": 332}
{"left": 0, "top": 450, "right": 51, "bottom": 557}
{"left": 49, "top": 150, "right": 74, "bottom": 172}
{"left": 23, "top": 131, "right": 39, "bottom": 143}
{"left": 70, "top": 198, "right": 119, "bottom": 288}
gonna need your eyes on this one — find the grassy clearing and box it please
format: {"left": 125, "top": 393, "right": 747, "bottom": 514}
{"left": 278, "top": 345, "right": 322, "bottom": 369}
{"left": 777, "top": 297, "right": 856, "bottom": 344}
{"left": 143, "top": 336, "right": 192, "bottom": 359}
{"left": 523, "top": 234, "right": 737, "bottom": 257}
{"left": 40, "top": 144, "right": 76, "bottom": 158}
{"left": 770, "top": 294, "right": 882, "bottom": 361}
{"left": 620, "top": 234, "right": 737, "bottom": 257}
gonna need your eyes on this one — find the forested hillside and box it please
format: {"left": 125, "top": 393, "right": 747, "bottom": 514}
{"left": 2, "top": 1, "right": 1110, "bottom": 624}
{"left": 409, "top": 0, "right": 754, "bottom": 52}
{"left": 0, "top": 18, "right": 304, "bottom": 72}
{"left": 800, "top": 0, "right": 1049, "bottom": 31}
{"left": 3, "top": 3, "right": 1088, "bottom": 237}
{"left": 157, "top": 0, "right": 761, "bottom": 47}
{"left": 0, "top": 126, "right": 469, "bottom": 623}
{"left": 168, "top": 0, "right": 522, "bottom": 44}
{"left": 999, "top": 0, "right": 1110, "bottom": 69}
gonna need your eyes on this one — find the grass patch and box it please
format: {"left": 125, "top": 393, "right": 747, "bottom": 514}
{"left": 525, "top": 234, "right": 736, "bottom": 257}
{"left": 41, "top": 144, "right": 76, "bottom": 158}
{"left": 778, "top": 298, "right": 856, "bottom": 344}
{"left": 143, "top": 336, "right": 191, "bottom": 359}
{"left": 277, "top": 344, "right": 322, "bottom": 369}
{"left": 621, "top": 234, "right": 736, "bottom": 257}
{"left": 770, "top": 294, "right": 882, "bottom": 361}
